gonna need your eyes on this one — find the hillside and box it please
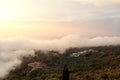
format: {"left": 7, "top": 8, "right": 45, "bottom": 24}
{"left": 3, "top": 45, "right": 120, "bottom": 80}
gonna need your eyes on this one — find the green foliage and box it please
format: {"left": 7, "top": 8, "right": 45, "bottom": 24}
{"left": 3, "top": 45, "right": 120, "bottom": 80}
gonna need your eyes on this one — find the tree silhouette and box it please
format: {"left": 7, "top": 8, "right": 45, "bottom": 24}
{"left": 101, "top": 74, "right": 109, "bottom": 80}
{"left": 62, "top": 64, "right": 69, "bottom": 80}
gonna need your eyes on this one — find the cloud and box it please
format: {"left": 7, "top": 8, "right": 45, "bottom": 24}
{"left": 0, "top": 0, "right": 120, "bottom": 78}
{"left": 1, "top": 35, "right": 120, "bottom": 51}
{"left": 73, "top": 17, "right": 120, "bottom": 36}
{"left": 1, "top": 0, "right": 120, "bottom": 37}
{"left": 0, "top": 49, "right": 34, "bottom": 78}
{"left": 73, "top": 0, "right": 120, "bottom": 6}
{"left": 0, "top": 36, "right": 120, "bottom": 78}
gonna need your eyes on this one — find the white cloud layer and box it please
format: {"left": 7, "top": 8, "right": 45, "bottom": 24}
{"left": 0, "top": 49, "right": 34, "bottom": 78}
{"left": 0, "top": 35, "right": 120, "bottom": 78}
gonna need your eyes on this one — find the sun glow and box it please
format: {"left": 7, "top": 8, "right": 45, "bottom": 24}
{"left": 0, "top": 12, "right": 15, "bottom": 20}
{"left": 0, "top": 0, "right": 119, "bottom": 39}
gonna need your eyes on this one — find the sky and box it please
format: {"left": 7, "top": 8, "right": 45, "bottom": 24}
{"left": 0, "top": 0, "right": 120, "bottom": 39}
{"left": 0, "top": 0, "right": 120, "bottom": 78}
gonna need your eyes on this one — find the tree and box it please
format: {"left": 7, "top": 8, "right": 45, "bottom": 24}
{"left": 101, "top": 74, "right": 109, "bottom": 80}
{"left": 62, "top": 65, "right": 69, "bottom": 80}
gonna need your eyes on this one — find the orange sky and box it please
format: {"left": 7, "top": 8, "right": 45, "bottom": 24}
{"left": 0, "top": 0, "right": 120, "bottom": 39}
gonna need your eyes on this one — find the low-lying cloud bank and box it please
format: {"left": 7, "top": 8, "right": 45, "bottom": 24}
{"left": 0, "top": 50, "right": 34, "bottom": 78}
{"left": 0, "top": 35, "right": 120, "bottom": 78}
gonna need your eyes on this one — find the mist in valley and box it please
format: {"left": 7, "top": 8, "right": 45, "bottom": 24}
{"left": 0, "top": 35, "right": 120, "bottom": 78}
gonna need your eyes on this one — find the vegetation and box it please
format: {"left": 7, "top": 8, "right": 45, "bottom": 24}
{"left": 62, "top": 65, "right": 69, "bottom": 80}
{"left": 3, "top": 45, "right": 120, "bottom": 80}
